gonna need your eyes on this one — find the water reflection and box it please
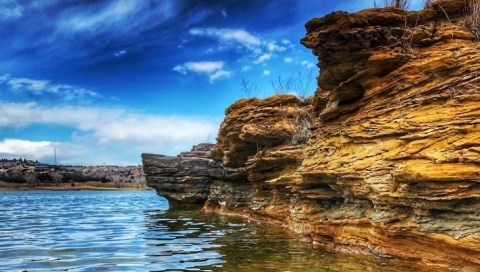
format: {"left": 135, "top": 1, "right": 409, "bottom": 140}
{"left": 0, "top": 190, "right": 456, "bottom": 272}
{"left": 144, "top": 209, "right": 450, "bottom": 272}
{"left": 143, "top": 209, "right": 225, "bottom": 271}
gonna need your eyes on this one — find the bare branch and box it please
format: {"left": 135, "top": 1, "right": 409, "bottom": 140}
{"left": 270, "top": 76, "right": 294, "bottom": 95}
{"left": 295, "top": 69, "right": 314, "bottom": 98}
{"left": 240, "top": 77, "right": 261, "bottom": 97}
{"left": 382, "top": 0, "right": 412, "bottom": 9}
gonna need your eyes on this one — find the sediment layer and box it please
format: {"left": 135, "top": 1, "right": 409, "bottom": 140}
{"left": 143, "top": 0, "right": 480, "bottom": 267}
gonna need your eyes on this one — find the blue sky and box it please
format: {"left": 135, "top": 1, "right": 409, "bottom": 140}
{"left": 0, "top": 0, "right": 425, "bottom": 165}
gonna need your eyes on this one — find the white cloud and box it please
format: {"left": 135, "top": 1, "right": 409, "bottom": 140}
{"left": 184, "top": 61, "right": 224, "bottom": 73}
{"left": 301, "top": 60, "right": 315, "bottom": 69}
{"left": 254, "top": 53, "right": 272, "bottom": 64}
{"left": 0, "top": 74, "right": 99, "bottom": 100}
{"left": 266, "top": 42, "right": 286, "bottom": 52}
{"left": 172, "top": 65, "right": 187, "bottom": 74}
{"left": 0, "top": 102, "right": 217, "bottom": 143}
{"left": 284, "top": 57, "right": 293, "bottom": 63}
{"left": 0, "top": 139, "right": 85, "bottom": 163}
{"left": 173, "top": 61, "right": 231, "bottom": 82}
{"left": 8, "top": 78, "right": 49, "bottom": 93}
{"left": 0, "top": 0, "right": 23, "bottom": 20}
{"left": 210, "top": 70, "right": 232, "bottom": 82}
{"left": 0, "top": 102, "right": 219, "bottom": 164}
{"left": 0, "top": 139, "right": 50, "bottom": 156}
{"left": 263, "top": 70, "right": 270, "bottom": 76}
{"left": 190, "top": 28, "right": 261, "bottom": 48}
{"left": 187, "top": 27, "right": 295, "bottom": 67}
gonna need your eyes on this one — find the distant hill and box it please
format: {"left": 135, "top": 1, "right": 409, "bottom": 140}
{"left": 0, "top": 159, "right": 144, "bottom": 186}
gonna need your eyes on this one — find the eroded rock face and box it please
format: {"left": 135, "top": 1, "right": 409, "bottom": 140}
{"left": 211, "top": 95, "right": 312, "bottom": 168}
{"left": 142, "top": 144, "right": 223, "bottom": 207}
{"left": 297, "top": 0, "right": 480, "bottom": 266}
{"left": 143, "top": 0, "right": 480, "bottom": 268}
{"left": 142, "top": 143, "right": 250, "bottom": 208}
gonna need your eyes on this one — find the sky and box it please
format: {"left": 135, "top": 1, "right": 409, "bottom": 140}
{"left": 0, "top": 0, "right": 426, "bottom": 165}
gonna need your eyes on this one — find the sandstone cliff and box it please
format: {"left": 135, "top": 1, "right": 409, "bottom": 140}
{"left": 143, "top": 0, "right": 480, "bottom": 268}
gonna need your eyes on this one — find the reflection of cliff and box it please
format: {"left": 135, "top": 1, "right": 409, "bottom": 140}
{"left": 143, "top": 0, "right": 480, "bottom": 267}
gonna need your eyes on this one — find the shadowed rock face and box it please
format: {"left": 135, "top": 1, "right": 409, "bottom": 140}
{"left": 143, "top": 0, "right": 480, "bottom": 268}
{"left": 142, "top": 144, "right": 221, "bottom": 207}
{"left": 142, "top": 143, "right": 251, "bottom": 208}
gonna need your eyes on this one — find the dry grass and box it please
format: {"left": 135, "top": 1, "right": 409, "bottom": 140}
{"left": 466, "top": 0, "right": 480, "bottom": 41}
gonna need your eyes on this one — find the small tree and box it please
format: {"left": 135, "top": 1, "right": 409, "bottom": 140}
{"left": 132, "top": 176, "right": 147, "bottom": 188}
{"left": 111, "top": 175, "right": 125, "bottom": 188}
{"left": 24, "top": 171, "right": 38, "bottom": 187}
{"left": 50, "top": 172, "right": 63, "bottom": 186}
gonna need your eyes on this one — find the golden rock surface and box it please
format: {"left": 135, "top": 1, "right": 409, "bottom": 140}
{"left": 211, "top": 0, "right": 480, "bottom": 267}
{"left": 144, "top": 0, "right": 480, "bottom": 268}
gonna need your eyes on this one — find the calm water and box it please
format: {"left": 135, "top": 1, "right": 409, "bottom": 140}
{"left": 0, "top": 190, "right": 451, "bottom": 272}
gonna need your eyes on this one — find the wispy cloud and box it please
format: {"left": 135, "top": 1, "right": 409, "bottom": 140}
{"left": 0, "top": 74, "right": 99, "bottom": 101}
{"left": 0, "top": 102, "right": 217, "bottom": 143}
{"left": 266, "top": 42, "right": 286, "bottom": 53}
{"left": 254, "top": 53, "right": 272, "bottom": 64}
{"left": 284, "top": 57, "right": 293, "bottom": 63}
{"left": 188, "top": 27, "right": 289, "bottom": 68}
{"left": 220, "top": 9, "right": 227, "bottom": 19}
{"left": 173, "top": 61, "right": 231, "bottom": 82}
{"left": 59, "top": 0, "right": 154, "bottom": 32}
{"left": 241, "top": 66, "right": 251, "bottom": 72}
{"left": 0, "top": 0, "right": 23, "bottom": 20}
{"left": 301, "top": 61, "right": 315, "bottom": 69}
{"left": 190, "top": 28, "right": 261, "bottom": 49}
{"left": 113, "top": 49, "right": 127, "bottom": 57}
{"left": 52, "top": 0, "right": 178, "bottom": 63}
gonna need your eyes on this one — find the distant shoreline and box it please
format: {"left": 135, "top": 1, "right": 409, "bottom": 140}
{"left": 0, "top": 181, "right": 152, "bottom": 191}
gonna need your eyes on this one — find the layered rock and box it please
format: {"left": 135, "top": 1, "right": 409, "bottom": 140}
{"left": 142, "top": 143, "right": 250, "bottom": 208}
{"left": 143, "top": 0, "right": 480, "bottom": 268}
{"left": 297, "top": 0, "right": 480, "bottom": 266}
{"left": 142, "top": 144, "right": 221, "bottom": 207}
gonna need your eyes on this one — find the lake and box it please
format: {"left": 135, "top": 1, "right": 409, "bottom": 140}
{"left": 0, "top": 190, "right": 451, "bottom": 271}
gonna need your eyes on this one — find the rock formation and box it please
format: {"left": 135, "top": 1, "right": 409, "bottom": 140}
{"left": 143, "top": 0, "right": 480, "bottom": 268}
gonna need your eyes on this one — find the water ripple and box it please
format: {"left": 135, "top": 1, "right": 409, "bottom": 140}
{"left": 0, "top": 190, "right": 451, "bottom": 272}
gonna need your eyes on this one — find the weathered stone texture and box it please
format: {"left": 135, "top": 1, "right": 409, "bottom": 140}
{"left": 143, "top": 0, "right": 480, "bottom": 268}
{"left": 142, "top": 144, "right": 223, "bottom": 207}
{"left": 297, "top": 0, "right": 480, "bottom": 266}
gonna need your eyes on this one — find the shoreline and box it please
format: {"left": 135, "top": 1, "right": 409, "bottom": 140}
{"left": 0, "top": 181, "right": 152, "bottom": 191}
